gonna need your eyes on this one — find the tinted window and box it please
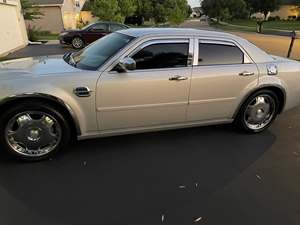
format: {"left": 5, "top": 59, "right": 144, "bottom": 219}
{"left": 65, "top": 33, "right": 135, "bottom": 70}
{"left": 198, "top": 43, "right": 244, "bottom": 66}
{"left": 110, "top": 24, "right": 126, "bottom": 32}
{"left": 90, "top": 23, "right": 108, "bottom": 32}
{"left": 132, "top": 43, "right": 189, "bottom": 70}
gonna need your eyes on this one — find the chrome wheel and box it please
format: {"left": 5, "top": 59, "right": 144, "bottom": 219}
{"left": 72, "top": 37, "right": 83, "bottom": 49}
{"left": 244, "top": 94, "right": 276, "bottom": 131}
{"left": 5, "top": 111, "right": 62, "bottom": 157}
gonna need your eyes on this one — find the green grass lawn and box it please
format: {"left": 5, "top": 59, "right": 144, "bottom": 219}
{"left": 36, "top": 34, "right": 59, "bottom": 41}
{"left": 229, "top": 20, "right": 300, "bottom": 31}
{"left": 211, "top": 20, "right": 300, "bottom": 33}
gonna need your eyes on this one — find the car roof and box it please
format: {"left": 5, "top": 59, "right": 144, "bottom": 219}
{"left": 118, "top": 28, "right": 236, "bottom": 38}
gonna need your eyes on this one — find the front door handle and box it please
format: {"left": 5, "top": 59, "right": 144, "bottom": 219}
{"left": 169, "top": 75, "right": 188, "bottom": 81}
{"left": 239, "top": 71, "right": 255, "bottom": 76}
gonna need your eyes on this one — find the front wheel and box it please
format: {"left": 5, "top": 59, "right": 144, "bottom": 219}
{"left": 0, "top": 101, "right": 71, "bottom": 161}
{"left": 235, "top": 90, "right": 279, "bottom": 133}
{"left": 72, "top": 37, "right": 84, "bottom": 49}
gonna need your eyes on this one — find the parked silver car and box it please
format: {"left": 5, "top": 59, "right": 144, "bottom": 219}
{"left": 1, "top": 28, "right": 300, "bottom": 161}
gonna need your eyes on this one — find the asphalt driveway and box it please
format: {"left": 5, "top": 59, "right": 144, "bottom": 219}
{"left": 2, "top": 42, "right": 75, "bottom": 60}
{"left": 1, "top": 108, "right": 300, "bottom": 225}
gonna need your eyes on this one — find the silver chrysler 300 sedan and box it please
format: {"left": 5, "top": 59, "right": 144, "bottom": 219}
{"left": 1, "top": 28, "right": 300, "bottom": 161}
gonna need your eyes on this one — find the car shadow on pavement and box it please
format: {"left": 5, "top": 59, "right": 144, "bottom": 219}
{"left": 0, "top": 124, "right": 276, "bottom": 225}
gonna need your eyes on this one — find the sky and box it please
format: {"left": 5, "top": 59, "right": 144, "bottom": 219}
{"left": 188, "top": 0, "right": 201, "bottom": 7}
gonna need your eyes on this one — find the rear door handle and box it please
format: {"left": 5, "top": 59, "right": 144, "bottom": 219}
{"left": 239, "top": 71, "right": 255, "bottom": 76}
{"left": 169, "top": 75, "right": 188, "bottom": 81}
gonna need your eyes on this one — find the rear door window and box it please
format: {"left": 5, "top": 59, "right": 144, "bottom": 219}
{"left": 198, "top": 42, "right": 244, "bottom": 66}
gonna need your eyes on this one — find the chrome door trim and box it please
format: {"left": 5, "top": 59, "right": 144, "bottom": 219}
{"left": 97, "top": 101, "right": 187, "bottom": 112}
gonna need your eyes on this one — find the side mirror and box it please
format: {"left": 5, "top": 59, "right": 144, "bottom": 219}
{"left": 117, "top": 57, "right": 136, "bottom": 72}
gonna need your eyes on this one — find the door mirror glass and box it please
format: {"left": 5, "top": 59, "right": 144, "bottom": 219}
{"left": 117, "top": 57, "right": 136, "bottom": 72}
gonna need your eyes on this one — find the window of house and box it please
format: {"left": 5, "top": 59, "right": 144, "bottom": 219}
{"left": 198, "top": 42, "right": 244, "bottom": 66}
{"left": 132, "top": 43, "right": 189, "bottom": 70}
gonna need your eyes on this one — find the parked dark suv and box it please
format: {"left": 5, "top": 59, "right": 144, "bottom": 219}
{"left": 59, "top": 22, "right": 129, "bottom": 49}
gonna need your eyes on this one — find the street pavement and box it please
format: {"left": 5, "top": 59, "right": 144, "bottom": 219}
{"left": 1, "top": 20, "right": 300, "bottom": 225}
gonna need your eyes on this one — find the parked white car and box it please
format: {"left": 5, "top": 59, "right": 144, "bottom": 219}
{"left": 1, "top": 28, "right": 300, "bottom": 161}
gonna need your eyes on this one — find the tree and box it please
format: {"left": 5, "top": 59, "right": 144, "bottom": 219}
{"left": 118, "top": 0, "right": 137, "bottom": 19}
{"left": 20, "top": 0, "right": 43, "bottom": 21}
{"left": 245, "top": 0, "right": 281, "bottom": 33}
{"left": 201, "top": 0, "right": 248, "bottom": 22}
{"left": 91, "top": 0, "right": 120, "bottom": 21}
{"left": 135, "top": 0, "right": 153, "bottom": 21}
{"left": 91, "top": 0, "right": 138, "bottom": 22}
{"left": 226, "top": 0, "right": 248, "bottom": 20}
{"left": 187, "top": 5, "right": 193, "bottom": 17}
{"left": 153, "top": 3, "right": 167, "bottom": 24}
{"left": 201, "top": 0, "right": 227, "bottom": 22}
{"left": 164, "top": 0, "right": 190, "bottom": 24}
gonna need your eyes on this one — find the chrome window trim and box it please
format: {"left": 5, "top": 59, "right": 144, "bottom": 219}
{"left": 195, "top": 38, "right": 253, "bottom": 66}
{"left": 105, "top": 37, "right": 193, "bottom": 73}
{"left": 128, "top": 39, "right": 192, "bottom": 70}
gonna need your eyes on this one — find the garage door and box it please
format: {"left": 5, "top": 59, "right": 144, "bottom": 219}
{"left": 0, "top": 3, "right": 27, "bottom": 56}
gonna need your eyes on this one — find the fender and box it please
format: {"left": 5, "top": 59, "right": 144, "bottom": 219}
{"left": 0, "top": 93, "right": 81, "bottom": 135}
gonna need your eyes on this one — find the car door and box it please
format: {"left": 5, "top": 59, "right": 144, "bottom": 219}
{"left": 96, "top": 39, "right": 193, "bottom": 131}
{"left": 187, "top": 38, "right": 259, "bottom": 122}
{"left": 84, "top": 23, "right": 109, "bottom": 44}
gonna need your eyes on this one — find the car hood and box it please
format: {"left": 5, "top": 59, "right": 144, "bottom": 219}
{"left": 0, "top": 55, "right": 82, "bottom": 78}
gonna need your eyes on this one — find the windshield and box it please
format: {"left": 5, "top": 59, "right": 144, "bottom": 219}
{"left": 64, "top": 32, "right": 135, "bottom": 70}
{"left": 81, "top": 23, "right": 93, "bottom": 30}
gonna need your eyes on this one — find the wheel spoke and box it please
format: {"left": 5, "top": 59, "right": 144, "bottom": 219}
{"left": 17, "top": 113, "right": 32, "bottom": 127}
{"left": 40, "top": 115, "right": 54, "bottom": 128}
{"left": 256, "top": 96, "right": 266, "bottom": 105}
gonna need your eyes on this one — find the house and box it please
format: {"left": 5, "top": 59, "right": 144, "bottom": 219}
{"left": 190, "top": 7, "right": 202, "bottom": 18}
{"left": 0, "top": 0, "right": 28, "bottom": 57}
{"left": 270, "top": 0, "right": 299, "bottom": 20}
{"left": 26, "top": 0, "right": 87, "bottom": 34}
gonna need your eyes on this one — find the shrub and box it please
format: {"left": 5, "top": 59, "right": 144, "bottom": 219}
{"left": 27, "top": 26, "right": 39, "bottom": 42}
{"left": 268, "top": 16, "right": 280, "bottom": 21}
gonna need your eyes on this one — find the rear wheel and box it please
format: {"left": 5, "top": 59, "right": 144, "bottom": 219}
{"left": 72, "top": 37, "right": 84, "bottom": 49}
{"left": 0, "top": 101, "right": 71, "bottom": 161}
{"left": 235, "top": 90, "right": 279, "bottom": 133}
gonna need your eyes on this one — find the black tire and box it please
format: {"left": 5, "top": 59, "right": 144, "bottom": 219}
{"left": 234, "top": 89, "right": 279, "bottom": 133}
{"left": 0, "top": 100, "right": 71, "bottom": 161}
{"left": 71, "top": 37, "right": 84, "bottom": 49}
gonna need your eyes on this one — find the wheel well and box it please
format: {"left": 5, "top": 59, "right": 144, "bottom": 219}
{"left": 265, "top": 86, "right": 285, "bottom": 114}
{"left": 235, "top": 86, "right": 286, "bottom": 118}
{"left": 0, "top": 96, "right": 80, "bottom": 138}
